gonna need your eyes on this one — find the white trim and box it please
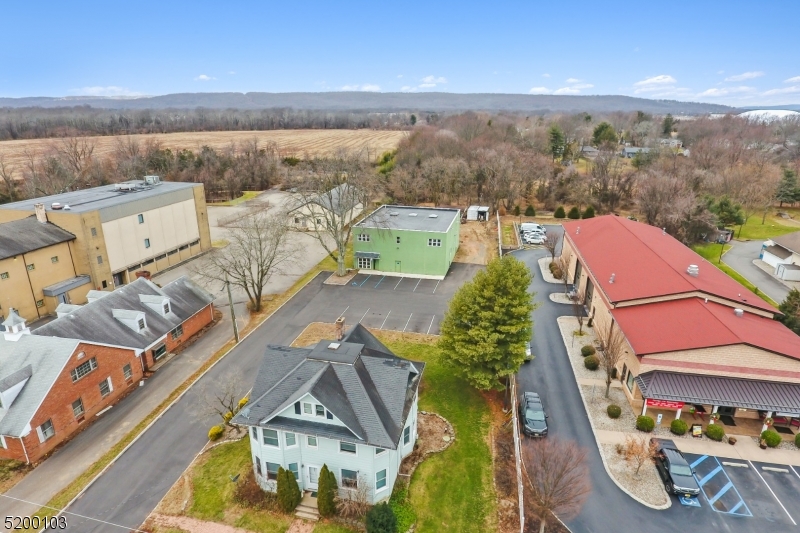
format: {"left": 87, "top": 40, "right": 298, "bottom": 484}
{"left": 340, "top": 467, "right": 360, "bottom": 489}
{"left": 284, "top": 431, "right": 298, "bottom": 448}
{"left": 339, "top": 440, "right": 358, "bottom": 456}
{"left": 262, "top": 428, "right": 280, "bottom": 448}
{"left": 303, "top": 402, "right": 313, "bottom": 415}
{"left": 0, "top": 435, "right": 6, "bottom": 449}
{"left": 375, "top": 468, "right": 388, "bottom": 492}
{"left": 306, "top": 464, "right": 321, "bottom": 490}
{"left": 306, "top": 435, "right": 318, "bottom": 448}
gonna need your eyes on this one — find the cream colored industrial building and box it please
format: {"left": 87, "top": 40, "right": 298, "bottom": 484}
{"left": 0, "top": 178, "right": 211, "bottom": 297}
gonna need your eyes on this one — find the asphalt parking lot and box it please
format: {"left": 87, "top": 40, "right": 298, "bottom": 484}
{"left": 682, "top": 453, "right": 800, "bottom": 526}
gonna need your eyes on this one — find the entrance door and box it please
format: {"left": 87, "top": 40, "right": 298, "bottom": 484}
{"left": 113, "top": 272, "right": 125, "bottom": 286}
{"left": 306, "top": 465, "right": 320, "bottom": 490}
{"left": 717, "top": 406, "right": 736, "bottom": 416}
{"left": 57, "top": 293, "right": 68, "bottom": 304}
{"left": 574, "top": 261, "right": 582, "bottom": 287}
{"left": 585, "top": 279, "right": 594, "bottom": 308}
{"left": 395, "top": 260, "right": 402, "bottom": 272}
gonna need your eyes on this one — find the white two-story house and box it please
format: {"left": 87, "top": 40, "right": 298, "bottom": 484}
{"left": 232, "top": 324, "right": 424, "bottom": 504}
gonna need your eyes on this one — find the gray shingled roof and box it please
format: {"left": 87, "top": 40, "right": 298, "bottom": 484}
{"left": 34, "top": 276, "right": 213, "bottom": 350}
{"left": 233, "top": 324, "right": 424, "bottom": 449}
{"left": 0, "top": 216, "right": 75, "bottom": 261}
{"left": 0, "top": 335, "right": 79, "bottom": 436}
{"left": 772, "top": 232, "right": 800, "bottom": 255}
{"left": 764, "top": 244, "right": 793, "bottom": 260}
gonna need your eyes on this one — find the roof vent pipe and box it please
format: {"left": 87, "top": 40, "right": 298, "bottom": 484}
{"left": 576, "top": 227, "right": 580, "bottom": 235}
{"left": 662, "top": 228, "right": 666, "bottom": 235}
{"left": 687, "top": 264, "right": 699, "bottom": 277}
{"left": 734, "top": 308, "right": 744, "bottom": 317}
{"left": 609, "top": 273, "right": 615, "bottom": 284}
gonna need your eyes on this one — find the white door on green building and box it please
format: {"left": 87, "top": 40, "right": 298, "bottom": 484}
{"left": 306, "top": 465, "right": 320, "bottom": 490}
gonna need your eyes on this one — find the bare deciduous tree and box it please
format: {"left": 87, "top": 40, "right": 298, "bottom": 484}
{"left": 543, "top": 233, "right": 560, "bottom": 262}
{"left": 0, "top": 156, "right": 18, "bottom": 202}
{"left": 624, "top": 434, "right": 658, "bottom": 477}
{"left": 521, "top": 438, "right": 591, "bottom": 533}
{"left": 194, "top": 209, "right": 298, "bottom": 312}
{"left": 595, "top": 321, "right": 627, "bottom": 398}
{"left": 556, "top": 255, "right": 572, "bottom": 295}
{"left": 571, "top": 290, "right": 586, "bottom": 335}
{"left": 336, "top": 475, "right": 372, "bottom": 520}
{"left": 200, "top": 375, "right": 250, "bottom": 427}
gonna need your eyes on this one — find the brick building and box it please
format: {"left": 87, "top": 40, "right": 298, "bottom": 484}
{"left": 559, "top": 216, "right": 800, "bottom": 434}
{"left": 0, "top": 312, "right": 142, "bottom": 464}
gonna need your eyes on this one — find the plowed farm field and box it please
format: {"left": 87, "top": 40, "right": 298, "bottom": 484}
{"left": 0, "top": 129, "right": 406, "bottom": 176}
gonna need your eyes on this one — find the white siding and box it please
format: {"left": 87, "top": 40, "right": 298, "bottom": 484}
{"left": 275, "top": 393, "right": 348, "bottom": 428}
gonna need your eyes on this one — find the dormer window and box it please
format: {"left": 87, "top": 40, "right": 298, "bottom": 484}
{"left": 138, "top": 318, "right": 145, "bottom": 330}
{"left": 139, "top": 294, "right": 171, "bottom": 316}
{"left": 163, "top": 302, "right": 170, "bottom": 315}
{"left": 113, "top": 309, "right": 147, "bottom": 334}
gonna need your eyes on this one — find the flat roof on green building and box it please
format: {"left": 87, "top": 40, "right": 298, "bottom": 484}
{"left": 356, "top": 205, "right": 460, "bottom": 233}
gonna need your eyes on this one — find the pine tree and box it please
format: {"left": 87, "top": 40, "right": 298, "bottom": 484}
{"left": 525, "top": 205, "right": 535, "bottom": 217}
{"left": 777, "top": 169, "right": 799, "bottom": 207}
{"left": 779, "top": 288, "right": 800, "bottom": 335}
{"left": 567, "top": 206, "right": 581, "bottom": 219}
{"left": 554, "top": 206, "right": 566, "bottom": 219}
{"left": 592, "top": 122, "right": 617, "bottom": 147}
{"left": 513, "top": 205, "right": 520, "bottom": 216}
{"left": 662, "top": 114, "right": 675, "bottom": 135}
{"left": 366, "top": 502, "right": 398, "bottom": 533}
{"left": 549, "top": 125, "right": 565, "bottom": 161}
{"left": 277, "top": 467, "right": 301, "bottom": 513}
{"left": 438, "top": 255, "right": 535, "bottom": 390}
{"left": 317, "top": 464, "right": 337, "bottom": 517}
{"left": 582, "top": 205, "right": 595, "bottom": 219}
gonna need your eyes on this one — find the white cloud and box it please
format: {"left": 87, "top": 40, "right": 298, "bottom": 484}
{"left": 762, "top": 85, "right": 800, "bottom": 96}
{"left": 340, "top": 84, "right": 381, "bottom": 92}
{"left": 421, "top": 75, "right": 447, "bottom": 84}
{"left": 542, "top": 73, "right": 551, "bottom": 78}
{"left": 634, "top": 75, "right": 677, "bottom": 87}
{"left": 698, "top": 86, "right": 756, "bottom": 97}
{"left": 194, "top": 74, "right": 215, "bottom": 81}
{"left": 554, "top": 87, "right": 580, "bottom": 95}
{"left": 228, "top": 71, "right": 236, "bottom": 75}
{"left": 565, "top": 78, "right": 582, "bottom": 83}
{"left": 397, "top": 74, "right": 403, "bottom": 78}
{"left": 724, "top": 71, "right": 764, "bottom": 82}
{"left": 784, "top": 76, "right": 800, "bottom": 83}
{"left": 529, "top": 87, "right": 551, "bottom": 94}
{"left": 74, "top": 86, "right": 143, "bottom": 97}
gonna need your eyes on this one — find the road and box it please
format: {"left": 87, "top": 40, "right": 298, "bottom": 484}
{"left": 722, "top": 240, "right": 789, "bottom": 304}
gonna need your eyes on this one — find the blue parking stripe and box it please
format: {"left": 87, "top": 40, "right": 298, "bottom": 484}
{"left": 699, "top": 465, "right": 723, "bottom": 486}
{"left": 708, "top": 481, "right": 733, "bottom": 504}
{"left": 730, "top": 500, "right": 746, "bottom": 514}
{"left": 359, "top": 275, "right": 372, "bottom": 287}
{"left": 690, "top": 455, "right": 709, "bottom": 469}
{"left": 374, "top": 276, "right": 385, "bottom": 288}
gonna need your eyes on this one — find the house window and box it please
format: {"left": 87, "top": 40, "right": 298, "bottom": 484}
{"left": 99, "top": 377, "right": 113, "bottom": 397}
{"left": 0, "top": 272, "right": 8, "bottom": 280}
{"left": 155, "top": 254, "right": 166, "bottom": 261}
{"left": 375, "top": 448, "right": 386, "bottom": 455}
{"left": 252, "top": 427, "right": 259, "bottom": 440}
{"left": 123, "top": 364, "right": 132, "bottom": 380}
{"left": 138, "top": 214, "right": 144, "bottom": 224}
{"left": 626, "top": 370, "right": 635, "bottom": 392}
{"left": 71, "top": 357, "right": 98, "bottom": 382}
{"left": 138, "top": 318, "right": 146, "bottom": 331}
{"left": 27, "top": 263, "right": 35, "bottom": 271}
{"left": 255, "top": 457, "right": 262, "bottom": 476}
{"left": 97, "top": 255, "right": 103, "bottom": 265}
{"left": 51, "top": 256, "right": 59, "bottom": 263}
{"left": 191, "top": 240, "right": 200, "bottom": 246}
{"left": 102, "top": 280, "right": 107, "bottom": 289}
{"left": 294, "top": 217, "right": 300, "bottom": 224}
{"left": 39, "top": 420, "right": 55, "bottom": 442}
{"left": 357, "top": 233, "right": 370, "bottom": 242}
{"left": 403, "top": 426, "right": 410, "bottom": 445}
{"left": 72, "top": 398, "right": 85, "bottom": 418}
{"left": 357, "top": 257, "right": 372, "bottom": 269}
{"left": 307, "top": 436, "right": 318, "bottom": 447}
{"left": 341, "top": 469, "right": 358, "bottom": 488}
{"left": 327, "top": 411, "right": 333, "bottom": 420}
{"left": 91, "top": 227, "right": 97, "bottom": 237}
{"left": 288, "top": 463, "right": 299, "bottom": 480}
{"left": 163, "top": 302, "right": 171, "bottom": 315}
{"left": 285, "top": 432, "right": 297, "bottom": 447}
{"left": 340, "top": 441, "right": 357, "bottom": 454}
{"left": 376, "top": 469, "right": 387, "bottom": 490}
{"left": 316, "top": 405, "right": 325, "bottom": 417}
{"left": 427, "top": 238, "right": 441, "bottom": 247}
{"left": 303, "top": 402, "right": 313, "bottom": 415}
{"left": 263, "top": 429, "right": 279, "bottom": 447}
{"left": 294, "top": 402, "right": 301, "bottom": 415}
{"left": 396, "top": 236, "right": 401, "bottom": 244}
{"left": 0, "top": 436, "right": 5, "bottom": 449}
{"left": 266, "top": 462, "right": 280, "bottom": 481}
{"left": 171, "top": 324, "right": 183, "bottom": 340}
{"left": 36, "top": 300, "right": 44, "bottom": 308}
{"left": 168, "top": 249, "right": 178, "bottom": 256}
{"left": 153, "top": 344, "right": 167, "bottom": 361}
{"left": 144, "top": 238, "right": 151, "bottom": 248}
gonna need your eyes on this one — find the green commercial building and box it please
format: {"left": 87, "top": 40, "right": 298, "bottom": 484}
{"left": 353, "top": 205, "right": 461, "bottom": 279}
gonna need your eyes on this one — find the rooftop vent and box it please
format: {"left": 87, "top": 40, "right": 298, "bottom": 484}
{"left": 687, "top": 264, "right": 699, "bottom": 277}
{"left": 408, "top": 213, "right": 417, "bottom": 217}
{"left": 429, "top": 214, "right": 439, "bottom": 218}
{"left": 609, "top": 273, "right": 615, "bottom": 284}
{"left": 327, "top": 342, "right": 341, "bottom": 350}
{"left": 389, "top": 211, "right": 399, "bottom": 216}
{"left": 576, "top": 227, "right": 580, "bottom": 235}
{"left": 63, "top": 204, "right": 71, "bottom": 210}
{"left": 51, "top": 202, "right": 63, "bottom": 210}
{"left": 662, "top": 228, "right": 666, "bottom": 235}
{"left": 734, "top": 308, "right": 744, "bottom": 317}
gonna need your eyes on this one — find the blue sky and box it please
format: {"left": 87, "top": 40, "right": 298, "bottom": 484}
{"left": 2, "top": 1, "right": 798, "bottom": 106}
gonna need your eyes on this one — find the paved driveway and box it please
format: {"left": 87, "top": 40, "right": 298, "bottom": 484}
{"left": 723, "top": 240, "right": 789, "bottom": 303}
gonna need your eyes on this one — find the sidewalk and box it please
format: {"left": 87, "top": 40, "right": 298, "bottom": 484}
{"left": 0, "top": 315, "right": 236, "bottom": 520}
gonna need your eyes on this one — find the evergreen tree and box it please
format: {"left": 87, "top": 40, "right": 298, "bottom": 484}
{"left": 366, "top": 502, "right": 398, "bottom": 533}
{"left": 317, "top": 465, "right": 337, "bottom": 517}
{"left": 513, "top": 205, "right": 520, "bottom": 216}
{"left": 779, "top": 288, "right": 800, "bottom": 336}
{"left": 777, "top": 169, "right": 799, "bottom": 207}
{"left": 554, "top": 206, "right": 566, "bottom": 219}
{"left": 438, "top": 255, "right": 535, "bottom": 390}
{"left": 710, "top": 196, "right": 745, "bottom": 227}
{"left": 525, "top": 205, "right": 536, "bottom": 217}
{"left": 548, "top": 125, "right": 565, "bottom": 161}
{"left": 592, "top": 122, "right": 618, "bottom": 147}
{"left": 662, "top": 113, "right": 675, "bottom": 135}
{"left": 410, "top": 114, "right": 417, "bottom": 126}
{"left": 567, "top": 206, "right": 581, "bottom": 219}
{"left": 582, "top": 205, "right": 595, "bottom": 219}
{"left": 277, "top": 467, "right": 301, "bottom": 513}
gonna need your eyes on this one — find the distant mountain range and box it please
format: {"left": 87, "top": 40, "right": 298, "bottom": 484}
{"left": 740, "top": 104, "right": 800, "bottom": 112}
{"left": 0, "top": 92, "right": 738, "bottom": 115}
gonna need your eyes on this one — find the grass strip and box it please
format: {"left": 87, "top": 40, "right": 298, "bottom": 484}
{"left": 206, "top": 191, "right": 261, "bottom": 206}
{"left": 692, "top": 243, "right": 779, "bottom": 307}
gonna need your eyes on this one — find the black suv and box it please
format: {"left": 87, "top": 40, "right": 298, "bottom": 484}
{"left": 651, "top": 438, "right": 700, "bottom": 498}
{"left": 519, "top": 392, "right": 548, "bottom": 437}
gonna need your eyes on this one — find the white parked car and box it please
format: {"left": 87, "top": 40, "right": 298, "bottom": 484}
{"left": 524, "top": 233, "right": 546, "bottom": 245}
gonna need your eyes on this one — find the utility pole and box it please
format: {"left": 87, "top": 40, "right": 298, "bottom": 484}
{"left": 225, "top": 274, "right": 240, "bottom": 343}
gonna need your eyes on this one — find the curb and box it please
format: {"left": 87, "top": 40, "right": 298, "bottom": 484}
{"left": 51, "top": 271, "right": 328, "bottom": 525}
{"left": 556, "top": 316, "right": 671, "bottom": 511}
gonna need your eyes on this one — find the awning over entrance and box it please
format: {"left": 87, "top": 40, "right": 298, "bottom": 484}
{"left": 355, "top": 251, "right": 380, "bottom": 259}
{"left": 635, "top": 371, "right": 800, "bottom": 413}
{"left": 43, "top": 275, "right": 92, "bottom": 297}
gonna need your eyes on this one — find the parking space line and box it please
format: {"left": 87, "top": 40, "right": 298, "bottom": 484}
{"left": 730, "top": 500, "right": 746, "bottom": 514}
{"left": 413, "top": 279, "right": 422, "bottom": 292}
{"left": 707, "top": 481, "right": 733, "bottom": 505}
{"left": 692, "top": 455, "right": 752, "bottom": 517}
{"left": 690, "top": 455, "right": 709, "bottom": 469}
{"left": 432, "top": 281, "right": 440, "bottom": 294}
{"left": 374, "top": 276, "right": 386, "bottom": 288}
{"left": 699, "top": 465, "right": 723, "bottom": 486}
{"left": 403, "top": 313, "right": 413, "bottom": 332}
{"left": 338, "top": 306, "right": 350, "bottom": 319}
{"left": 792, "top": 465, "right": 800, "bottom": 481}
{"left": 394, "top": 277, "right": 404, "bottom": 290}
{"left": 359, "top": 308, "right": 370, "bottom": 324}
{"left": 359, "top": 275, "right": 372, "bottom": 287}
{"left": 427, "top": 315, "right": 435, "bottom": 335}
{"left": 749, "top": 460, "right": 797, "bottom": 525}
{"left": 380, "top": 311, "right": 391, "bottom": 330}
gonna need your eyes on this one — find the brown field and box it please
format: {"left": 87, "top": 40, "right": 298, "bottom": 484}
{"left": 0, "top": 129, "right": 407, "bottom": 177}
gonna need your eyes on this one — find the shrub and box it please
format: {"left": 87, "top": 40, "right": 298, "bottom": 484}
{"left": 583, "top": 355, "right": 599, "bottom": 370}
{"left": 552, "top": 266, "right": 563, "bottom": 280}
{"left": 607, "top": 405, "right": 622, "bottom": 419}
{"left": 317, "top": 464, "right": 337, "bottom": 518}
{"left": 208, "top": 425, "right": 224, "bottom": 441}
{"left": 567, "top": 206, "right": 581, "bottom": 219}
{"left": 234, "top": 470, "right": 280, "bottom": 511}
{"left": 761, "top": 430, "right": 782, "bottom": 448}
{"left": 580, "top": 345, "right": 596, "bottom": 357}
{"left": 513, "top": 205, "right": 520, "bottom": 216}
{"left": 525, "top": 205, "right": 535, "bottom": 217}
{"left": 366, "top": 502, "right": 398, "bottom": 533}
{"left": 706, "top": 423, "right": 725, "bottom": 441}
{"left": 636, "top": 415, "right": 655, "bottom": 432}
{"left": 670, "top": 419, "right": 688, "bottom": 436}
{"left": 554, "top": 206, "right": 566, "bottom": 219}
{"left": 498, "top": 206, "right": 507, "bottom": 216}
{"left": 277, "top": 467, "right": 301, "bottom": 513}
{"left": 390, "top": 483, "right": 417, "bottom": 533}
{"left": 223, "top": 411, "right": 234, "bottom": 423}
{"left": 582, "top": 205, "right": 596, "bottom": 219}
{"left": 548, "top": 261, "right": 557, "bottom": 273}
{"left": 238, "top": 397, "right": 249, "bottom": 410}
{"left": 795, "top": 433, "right": 800, "bottom": 448}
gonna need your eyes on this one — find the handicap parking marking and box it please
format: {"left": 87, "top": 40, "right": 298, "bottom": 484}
{"left": 686, "top": 454, "right": 752, "bottom": 517}
{"left": 679, "top": 496, "right": 701, "bottom": 507}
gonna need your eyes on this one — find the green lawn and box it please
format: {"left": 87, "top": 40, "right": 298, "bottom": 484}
{"left": 734, "top": 213, "right": 799, "bottom": 241}
{"left": 378, "top": 335, "right": 496, "bottom": 533}
{"left": 691, "top": 243, "right": 778, "bottom": 307}
{"left": 313, "top": 524, "right": 358, "bottom": 533}
{"left": 501, "top": 224, "right": 516, "bottom": 246}
{"left": 207, "top": 191, "right": 262, "bottom": 206}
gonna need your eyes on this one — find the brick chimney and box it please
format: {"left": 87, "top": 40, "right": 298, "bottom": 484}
{"left": 34, "top": 203, "right": 47, "bottom": 223}
{"left": 335, "top": 316, "right": 346, "bottom": 341}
